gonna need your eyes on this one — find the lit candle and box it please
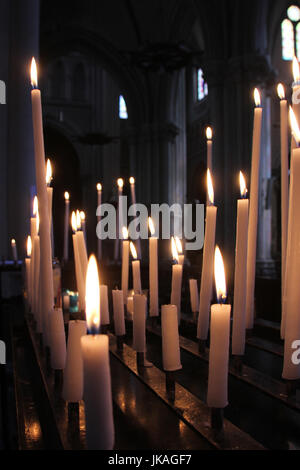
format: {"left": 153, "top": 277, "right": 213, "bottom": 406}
{"left": 245, "top": 88, "right": 262, "bottom": 329}
{"left": 175, "top": 237, "right": 184, "bottom": 266}
{"left": 170, "top": 237, "right": 183, "bottom": 325}
{"left": 25, "top": 236, "right": 32, "bottom": 304}
{"left": 114, "top": 178, "right": 123, "bottom": 261}
{"left": 49, "top": 307, "right": 66, "bottom": 370}
{"left": 11, "top": 238, "right": 18, "bottom": 262}
{"left": 81, "top": 255, "right": 114, "bottom": 449}
{"left": 112, "top": 289, "right": 126, "bottom": 336}
{"left": 76, "top": 210, "right": 88, "bottom": 289}
{"left": 30, "top": 58, "right": 54, "bottom": 335}
{"left": 96, "top": 183, "right": 102, "bottom": 261}
{"left": 63, "top": 191, "right": 70, "bottom": 262}
{"left": 189, "top": 279, "right": 199, "bottom": 318}
{"left": 232, "top": 172, "right": 249, "bottom": 356}
{"left": 130, "top": 241, "right": 142, "bottom": 294}
{"left": 46, "top": 159, "right": 54, "bottom": 258}
{"left": 207, "top": 246, "right": 231, "bottom": 408}
{"left": 30, "top": 197, "right": 38, "bottom": 307}
{"left": 133, "top": 294, "right": 147, "bottom": 352}
{"left": 71, "top": 212, "right": 85, "bottom": 311}
{"left": 63, "top": 320, "right": 87, "bottom": 402}
{"left": 197, "top": 169, "right": 217, "bottom": 340}
{"left": 292, "top": 56, "right": 300, "bottom": 124}
{"left": 100, "top": 285, "right": 110, "bottom": 326}
{"left": 282, "top": 107, "right": 300, "bottom": 380}
{"left": 206, "top": 126, "right": 213, "bottom": 172}
{"left": 80, "top": 211, "right": 86, "bottom": 244}
{"left": 148, "top": 217, "right": 159, "bottom": 317}
{"left": 121, "top": 227, "right": 129, "bottom": 303}
{"left": 161, "top": 305, "right": 182, "bottom": 371}
{"left": 33, "top": 214, "right": 41, "bottom": 330}
{"left": 277, "top": 83, "right": 289, "bottom": 339}
{"left": 130, "top": 177, "right": 141, "bottom": 258}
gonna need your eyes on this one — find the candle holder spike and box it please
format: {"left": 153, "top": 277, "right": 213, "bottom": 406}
{"left": 210, "top": 407, "right": 224, "bottom": 432}
{"left": 165, "top": 371, "right": 175, "bottom": 402}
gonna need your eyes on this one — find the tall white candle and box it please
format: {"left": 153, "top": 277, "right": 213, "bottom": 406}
{"left": 133, "top": 294, "right": 147, "bottom": 352}
{"left": 206, "top": 126, "right": 213, "bottom": 172}
{"left": 161, "top": 305, "right": 182, "bottom": 371}
{"left": 25, "top": 236, "right": 32, "bottom": 304}
{"left": 30, "top": 197, "right": 38, "bottom": 307}
{"left": 207, "top": 247, "right": 231, "bottom": 408}
{"left": 46, "top": 159, "right": 54, "bottom": 258}
{"left": 245, "top": 88, "right": 262, "bottom": 329}
{"left": 114, "top": 178, "right": 123, "bottom": 261}
{"left": 63, "top": 320, "right": 87, "bottom": 402}
{"left": 81, "top": 255, "right": 114, "bottom": 450}
{"left": 80, "top": 211, "right": 87, "bottom": 245}
{"left": 170, "top": 237, "right": 183, "bottom": 325}
{"left": 96, "top": 183, "right": 102, "bottom": 261}
{"left": 130, "top": 242, "right": 142, "bottom": 294}
{"left": 232, "top": 172, "right": 249, "bottom": 356}
{"left": 63, "top": 192, "right": 70, "bottom": 262}
{"left": 71, "top": 212, "right": 85, "bottom": 311}
{"left": 282, "top": 108, "right": 300, "bottom": 380}
{"left": 11, "top": 239, "right": 18, "bottom": 261}
{"left": 148, "top": 217, "right": 159, "bottom": 317}
{"left": 112, "top": 289, "right": 126, "bottom": 336}
{"left": 100, "top": 285, "right": 110, "bottom": 325}
{"left": 130, "top": 177, "right": 141, "bottom": 258}
{"left": 33, "top": 235, "right": 41, "bottom": 330}
{"left": 121, "top": 227, "right": 129, "bottom": 303}
{"left": 49, "top": 307, "right": 66, "bottom": 370}
{"left": 30, "top": 58, "right": 54, "bottom": 334}
{"left": 197, "top": 170, "right": 217, "bottom": 340}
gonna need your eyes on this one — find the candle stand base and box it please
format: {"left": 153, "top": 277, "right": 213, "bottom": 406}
{"left": 211, "top": 407, "right": 224, "bottom": 431}
{"left": 136, "top": 352, "right": 153, "bottom": 370}
{"left": 116, "top": 335, "right": 124, "bottom": 351}
{"left": 232, "top": 355, "right": 243, "bottom": 375}
{"left": 198, "top": 339, "right": 206, "bottom": 355}
{"left": 165, "top": 371, "right": 175, "bottom": 402}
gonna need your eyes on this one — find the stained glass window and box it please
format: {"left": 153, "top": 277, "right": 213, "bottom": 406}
{"left": 197, "top": 69, "right": 208, "bottom": 101}
{"left": 281, "top": 6, "right": 300, "bottom": 60}
{"left": 119, "top": 95, "right": 128, "bottom": 119}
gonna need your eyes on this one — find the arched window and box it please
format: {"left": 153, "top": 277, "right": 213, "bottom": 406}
{"left": 281, "top": 5, "right": 300, "bottom": 60}
{"left": 119, "top": 95, "right": 128, "bottom": 119}
{"left": 197, "top": 68, "right": 208, "bottom": 101}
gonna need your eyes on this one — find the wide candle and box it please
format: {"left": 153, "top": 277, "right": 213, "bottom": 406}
{"left": 148, "top": 217, "right": 159, "bottom": 317}
{"left": 245, "top": 88, "right": 262, "bottom": 329}
{"left": 63, "top": 320, "right": 87, "bottom": 402}
{"left": 81, "top": 255, "right": 114, "bottom": 450}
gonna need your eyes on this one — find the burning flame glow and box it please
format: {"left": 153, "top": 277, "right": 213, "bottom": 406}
{"left": 293, "top": 56, "right": 300, "bottom": 82}
{"left": 289, "top": 106, "right": 300, "bottom": 145}
{"left": 254, "top": 88, "right": 261, "bottom": 107}
{"left": 207, "top": 169, "right": 214, "bottom": 205}
{"left": 46, "top": 159, "right": 52, "bottom": 185}
{"left": 175, "top": 236, "right": 183, "bottom": 254}
{"left": 122, "top": 226, "right": 129, "bottom": 239}
{"left": 96, "top": 183, "right": 102, "bottom": 191}
{"left": 11, "top": 238, "right": 16, "bottom": 246}
{"left": 36, "top": 211, "right": 40, "bottom": 234}
{"left": 76, "top": 210, "right": 81, "bottom": 230}
{"left": 27, "top": 236, "right": 32, "bottom": 257}
{"left": 117, "top": 178, "right": 124, "bottom": 189}
{"left": 148, "top": 217, "right": 155, "bottom": 236}
{"left": 80, "top": 211, "right": 85, "bottom": 221}
{"left": 130, "top": 241, "right": 137, "bottom": 259}
{"left": 206, "top": 126, "right": 212, "bottom": 140}
{"left": 71, "top": 211, "right": 77, "bottom": 232}
{"left": 239, "top": 171, "right": 247, "bottom": 198}
{"left": 64, "top": 191, "right": 69, "bottom": 201}
{"left": 214, "top": 246, "right": 227, "bottom": 303}
{"left": 277, "top": 83, "right": 285, "bottom": 100}
{"left": 33, "top": 196, "right": 38, "bottom": 217}
{"left": 30, "top": 57, "right": 38, "bottom": 88}
{"left": 85, "top": 254, "right": 100, "bottom": 334}
{"left": 129, "top": 177, "right": 135, "bottom": 184}
{"left": 171, "top": 237, "right": 179, "bottom": 263}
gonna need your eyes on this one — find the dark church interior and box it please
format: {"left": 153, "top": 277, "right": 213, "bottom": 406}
{"left": 1, "top": 0, "right": 300, "bottom": 453}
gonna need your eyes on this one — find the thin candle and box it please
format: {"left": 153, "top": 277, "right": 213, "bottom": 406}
{"left": 121, "top": 227, "right": 129, "bottom": 303}
{"left": 170, "top": 237, "right": 183, "bottom": 325}
{"left": 114, "top": 178, "right": 123, "bottom": 261}
{"left": 148, "top": 217, "right": 159, "bottom": 317}
{"left": 63, "top": 191, "right": 70, "bottom": 262}
{"left": 96, "top": 183, "right": 102, "bottom": 261}
{"left": 130, "top": 241, "right": 142, "bottom": 294}
{"left": 130, "top": 177, "right": 141, "bottom": 258}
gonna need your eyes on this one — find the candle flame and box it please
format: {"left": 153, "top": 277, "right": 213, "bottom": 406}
{"left": 254, "top": 88, "right": 261, "bottom": 107}
{"left": 30, "top": 57, "right": 38, "bottom": 88}
{"left": 171, "top": 237, "right": 179, "bottom": 263}
{"left": 27, "top": 236, "right": 32, "bottom": 257}
{"left": 76, "top": 210, "right": 81, "bottom": 230}
{"left": 64, "top": 191, "right": 69, "bottom": 201}
{"left": 293, "top": 56, "right": 300, "bottom": 82}
{"left": 148, "top": 217, "right": 155, "bottom": 236}
{"left": 36, "top": 211, "right": 40, "bottom": 234}
{"left": 130, "top": 241, "right": 137, "bottom": 259}
{"left": 239, "top": 171, "right": 247, "bottom": 198}
{"left": 129, "top": 176, "right": 135, "bottom": 184}
{"left": 175, "top": 236, "right": 183, "bottom": 254}
{"left": 206, "top": 126, "right": 212, "bottom": 140}
{"left": 71, "top": 211, "right": 77, "bottom": 232}
{"left": 214, "top": 245, "right": 227, "bottom": 303}
{"left": 33, "top": 196, "right": 38, "bottom": 216}
{"left": 11, "top": 238, "right": 16, "bottom": 246}
{"left": 289, "top": 105, "right": 300, "bottom": 145}
{"left": 46, "top": 159, "right": 52, "bottom": 185}
{"left": 96, "top": 182, "right": 102, "bottom": 191}
{"left": 207, "top": 169, "right": 214, "bottom": 205}
{"left": 80, "top": 211, "right": 85, "bottom": 221}
{"left": 122, "top": 226, "right": 129, "bottom": 240}
{"left": 277, "top": 83, "right": 285, "bottom": 100}
{"left": 85, "top": 254, "right": 100, "bottom": 334}
{"left": 117, "top": 178, "right": 124, "bottom": 189}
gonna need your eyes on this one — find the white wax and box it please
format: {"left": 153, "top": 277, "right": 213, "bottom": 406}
{"left": 81, "top": 334, "right": 114, "bottom": 449}
{"left": 49, "top": 307, "right": 66, "bottom": 370}
{"left": 63, "top": 199, "right": 70, "bottom": 261}
{"left": 282, "top": 147, "right": 300, "bottom": 379}
{"left": 100, "top": 285, "right": 110, "bottom": 325}
{"left": 170, "top": 264, "right": 183, "bottom": 324}
{"left": 72, "top": 234, "right": 85, "bottom": 311}
{"left": 112, "top": 289, "right": 126, "bottom": 336}
{"left": 30, "top": 217, "right": 37, "bottom": 307}
{"left": 132, "top": 259, "right": 142, "bottom": 294}
{"left": 245, "top": 106, "right": 263, "bottom": 329}
{"left": 133, "top": 294, "right": 146, "bottom": 352}
{"left": 114, "top": 186, "right": 122, "bottom": 260}
{"left": 149, "top": 237, "right": 159, "bottom": 317}
{"left": 178, "top": 254, "right": 184, "bottom": 266}
{"left": 127, "top": 296, "right": 133, "bottom": 319}
{"left": 97, "top": 189, "right": 102, "bottom": 261}
{"left": 121, "top": 240, "right": 129, "bottom": 303}
{"left": 197, "top": 205, "right": 217, "bottom": 339}
{"left": 130, "top": 183, "right": 141, "bottom": 258}
{"left": 11, "top": 242, "right": 18, "bottom": 261}
{"left": 31, "top": 89, "right": 54, "bottom": 336}
{"left": 76, "top": 230, "right": 88, "bottom": 282}
{"left": 207, "top": 303, "right": 231, "bottom": 408}
{"left": 207, "top": 139, "right": 212, "bottom": 173}
{"left": 33, "top": 236, "right": 41, "bottom": 329}
{"left": 189, "top": 279, "right": 199, "bottom": 313}
{"left": 232, "top": 198, "right": 249, "bottom": 355}
{"left": 63, "top": 320, "right": 86, "bottom": 402}
{"left": 25, "top": 258, "right": 31, "bottom": 303}
{"left": 161, "top": 305, "right": 182, "bottom": 371}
